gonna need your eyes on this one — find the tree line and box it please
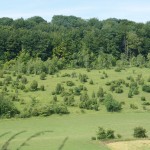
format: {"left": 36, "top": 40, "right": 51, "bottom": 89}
{"left": 0, "top": 15, "right": 150, "bottom": 68}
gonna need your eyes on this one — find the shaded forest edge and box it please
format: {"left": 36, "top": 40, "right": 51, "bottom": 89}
{"left": 0, "top": 15, "right": 149, "bottom": 67}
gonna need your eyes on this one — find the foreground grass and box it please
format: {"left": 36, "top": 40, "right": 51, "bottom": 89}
{"left": 0, "top": 112, "right": 150, "bottom": 150}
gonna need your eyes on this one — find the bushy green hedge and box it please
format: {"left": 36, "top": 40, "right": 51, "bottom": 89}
{"left": 0, "top": 94, "right": 19, "bottom": 117}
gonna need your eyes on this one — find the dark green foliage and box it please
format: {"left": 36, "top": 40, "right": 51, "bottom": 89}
{"left": 40, "top": 72, "right": 46, "bottom": 80}
{"left": 63, "top": 95, "right": 75, "bottom": 106}
{"left": 97, "top": 87, "right": 104, "bottom": 98}
{"left": 130, "top": 104, "right": 138, "bottom": 109}
{"left": 97, "top": 127, "right": 116, "bottom": 140}
{"left": 0, "top": 94, "right": 19, "bottom": 117}
{"left": 133, "top": 127, "right": 148, "bottom": 138}
{"left": 128, "top": 90, "right": 133, "bottom": 98}
{"left": 91, "top": 136, "right": 96, "bottom": 140}
{"left": 61, "top": 73, "right": 71, "bottom": 77}
{"left": 97, "top": 127, "right": 106, "bottom": 140}
{"left": 115, "top": 67, "right": 122, "bottom": 72}
{"left": 133, "top": 87, "right": 139, "bottom": 95}
{"left": 0, "top": 71, "right": 4, "bottom": 78}
{"left": 3, "top": 75, "right": 12, "bottom": 85}
{"left": 147, "top": 76, "right": 150, "bottom": 82}
{"left": 0, "top": 80, "right": 3, "bottom": 86}
{"left": 104, "top": 94, "right": 122, "bottom": 112}
{"left": 89, "top": 79, "right": 94, "bottom": 84}
{"left": 40, "top": 85, "right": 45, "bottom": 91}
{"left": 30, "top": 80, "right": 38, "bottom": 91}
{"left": 106, "top": 129, "right": 115, "bottom": 139}
{"left": 66, "top": 81, "right": 75, "bottom": 86}
{"left": 79, "top": 74, "right": 88, "bottom": 83}
{"left": 53, "top": 95, "right": 57, "bottom": 102}
{"left": 21, "top": 76, "right": 28, "bottom": 84}
{"left": 79, "top": 92, "right": 99, "bottom": 111}
{"left": 115, "top": 87, "right": 123, "bottom": 93}
{"left": 73, "top": 86, "right": 83, "bottom": 95}
{"left": 55, "top": 83, "right": 63, "bottom": 94}
{"left": 142, "top": 102, "right": 150, "bottom": 106}
{"left": 142, "top": 85, "right": 150, "bottom": 93}
{"left": 141, "top": 96, "right": 146, "bottom": 101}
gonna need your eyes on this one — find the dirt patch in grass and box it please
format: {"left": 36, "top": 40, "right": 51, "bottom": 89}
{"left": 107, "top": 140, "right": 150, "bottom": 150}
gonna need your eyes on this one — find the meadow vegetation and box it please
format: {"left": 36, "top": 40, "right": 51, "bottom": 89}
{"left": 0, "top": 15, "right": 150, "bottom": 149}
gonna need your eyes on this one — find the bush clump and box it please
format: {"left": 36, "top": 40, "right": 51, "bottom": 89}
{"left": 133, "top": 127, "right": 148, "bottom": 138}
{"left": 40, "top": 72, "right": 46, "bottom": 80}
{"left": 66, "top": 81, "right": 75, "bottom": 86}
{"left": 30, "top": 80, "right": 38, "bottom": 91}
{"left": 0, "top": 94, "right": 19, "bottom": 117}
{"left": 142, "top": 85, "right": 150, "bottom": 93}
{"left": 104, "top": 94, "right": 122, "bottom": 112}
{"left": 97, "top": 127, "right": 116, "bottom": 140}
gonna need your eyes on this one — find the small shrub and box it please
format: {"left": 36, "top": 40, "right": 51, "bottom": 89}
{"left": 61, "top": 73, "right": 70, "bottom": 77}
{"left": 115, "top": 87, "right": 123, "bottom": 93}
{"left": 55, "top": 83, "right": 63, "bottom": 95}
{"left": 133, "top": 127, "right": 148, "bottom": 138}
{"left": 3, "top": 76, "right": 12, "bottom": 84}
{"left": 105, "top": 82, "right": 111, "bottom": 86}
{"left": 30, "top": 80, "right": 38, "bottom": 91}
{"left": 91, "top": 136, "right": 96, "bottom": 140}
{"left": 79, "top": 74, "right": 88, "bottom": 82}
{"left": 89, "top": 79, "right": 94, "bottom": 85}
{"left": 142, "top": 102, "right": 150, "bottom": 106}
{"left": 40, "top": 85, "right": 45, "bottom": 91}
{"left": 115, "top": 68, "right": 121, "bottom": 72}
{"left": 0, "top": 81, "right": 3, "bottom": 86}
{"left": 128, "top": 90, "right": 133, "bottom": 98}
{"left": 21, "top": 76, "right": 28, "bottom": 84}
{"left": 117, "top": 134, "right": 122, "bottom": 139}
{"left": 130, "top": 104, "right": 138, "bottom": 109}
{"left": 104, "top": 94, "right": 122, "bottom": 112}
{"left": 40, "top": 72, "right": 46, "bottom": 80}
{"left": 97, "top": 127, "right": 106, "bottom": 140}
{"left": 97, "top": 127, "right": 117, "bottom": 140}
{"left": 106, "top": 129, "right": 115, "bottom": 139}
{"left": 142, "top": 85, "right": 150, "bottom": 93}
{"left": 97, "top": 87, "right": 104, "bottom": 98}
{"left": 141, "top": 96, "right": 146, "bottom": 101}
{"left": 66, "top": 81, "right": 75, "bottom": 86}
{"left": 53, "top": 95, "right": 57, "bottom": 102}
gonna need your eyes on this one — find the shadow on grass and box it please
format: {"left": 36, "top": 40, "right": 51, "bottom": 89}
{"left": 58, "top": 137, "right": 69, "bottom": 150}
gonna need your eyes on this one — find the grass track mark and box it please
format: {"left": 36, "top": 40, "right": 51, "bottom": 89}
{"left": 16, "top": 130, "right": 53, "bottom": 150}
{"left": 58, "top": 137, "right": 69, "bottom": 150}
{"left": 1, "top": 131, "right": 26, "bottom": 150}
{"left": 0, "top": 132, "right": 11, "bottom": 138}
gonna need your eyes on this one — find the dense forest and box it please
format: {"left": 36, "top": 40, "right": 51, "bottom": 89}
{"left": 0, "top": 15, "right": 150, "bottom": 70}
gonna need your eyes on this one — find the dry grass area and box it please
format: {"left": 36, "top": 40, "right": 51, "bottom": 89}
{"left": 107, "top": 140, "right": 150, "bottom": 150}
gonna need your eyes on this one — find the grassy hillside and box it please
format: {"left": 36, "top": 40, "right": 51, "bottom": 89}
{"left": 0, "top": 67, "right": 150, "bottom": 149}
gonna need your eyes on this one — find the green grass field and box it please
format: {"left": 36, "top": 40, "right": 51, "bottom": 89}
{"left": 0, "top": 112, "right": 150, "bottom": 150}
{"left": 0, "top": 67, "right": 150, "bottom": 150}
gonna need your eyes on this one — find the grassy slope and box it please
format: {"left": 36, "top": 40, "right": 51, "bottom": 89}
{"left": 0, "top": 112, "right": 150, "bottom": 150}
{"left": 15, "top": 67, "right": 150, "bottom": 113}
{"left": 0, "top": 67, "right": 150, "bottom": 150}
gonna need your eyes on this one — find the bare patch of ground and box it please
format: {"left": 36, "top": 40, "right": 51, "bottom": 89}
{"left": 107, "top": 140, "right": 150, "bottom": 150}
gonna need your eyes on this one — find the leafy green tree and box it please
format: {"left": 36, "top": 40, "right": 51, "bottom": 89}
{"left": 104, "top": 94, "right": 122, "bottom": 112}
